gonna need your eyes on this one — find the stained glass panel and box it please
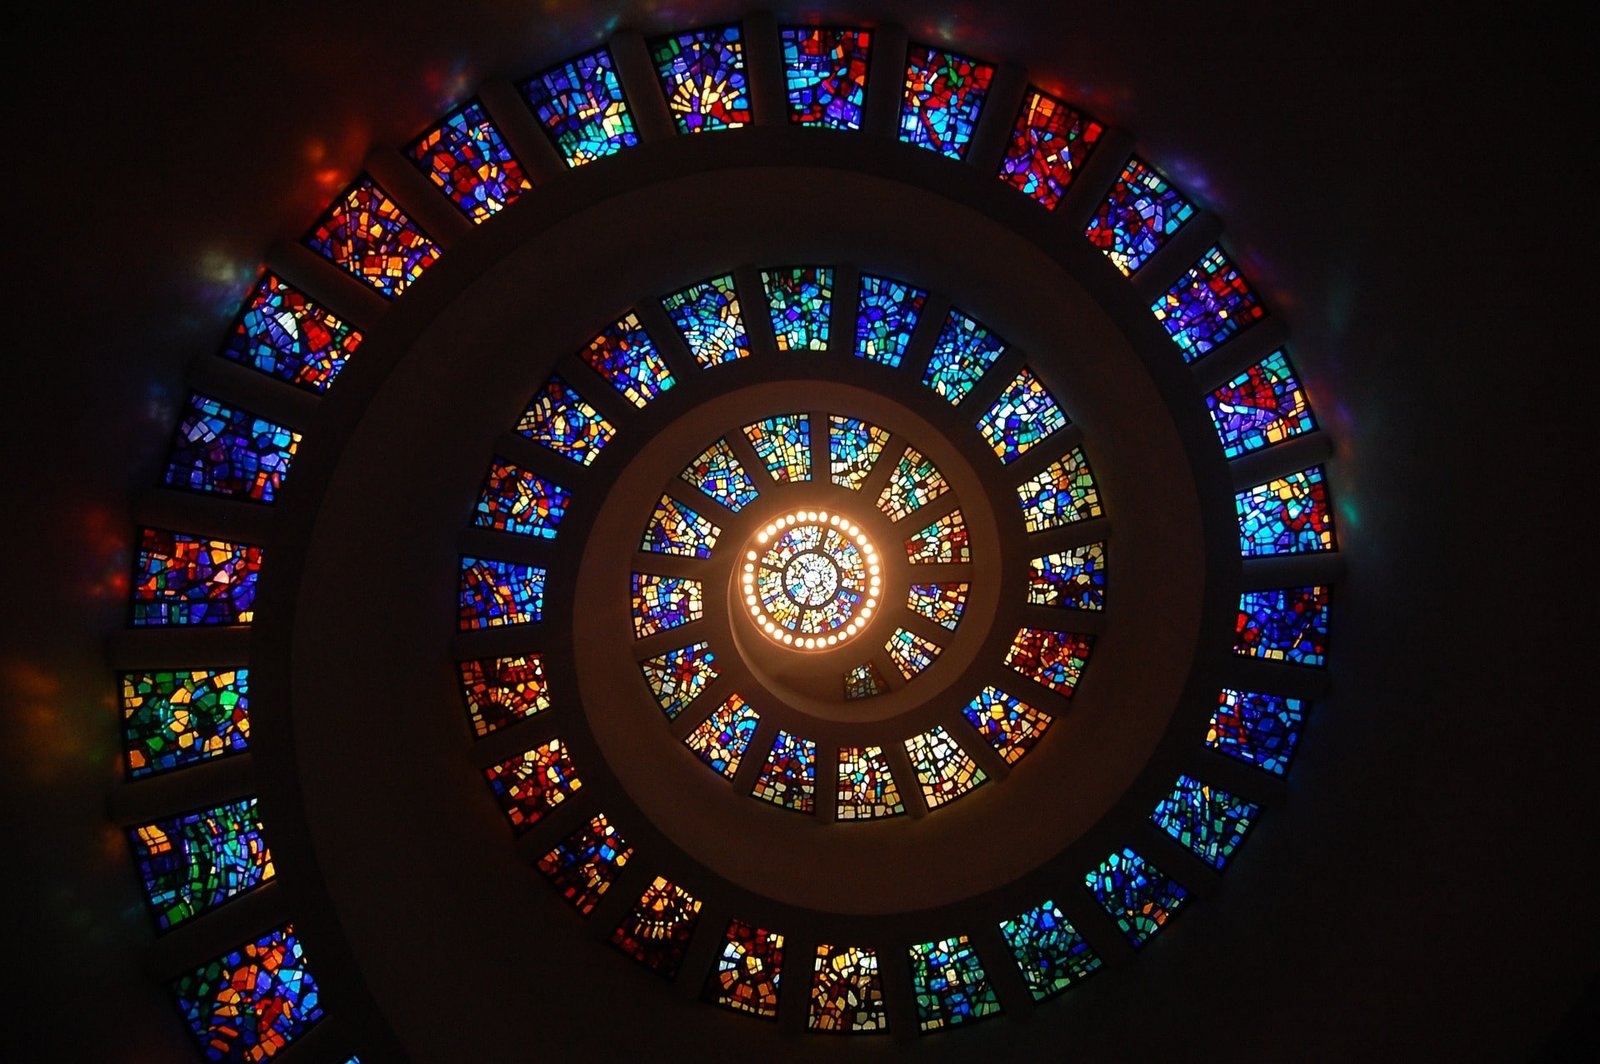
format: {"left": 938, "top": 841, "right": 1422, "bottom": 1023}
{"left": 172, "top": 924, "right": 322, "bottom": 1061}
{"left": 641, "top": 494, "right": 721, "bottom": 558}
{"left": 743, "top": 414, "right": 811, "bottom": 482}
{"left": 908, "top": 935, "right": 1001, "bottom": 1031}
{"left": 304, "top": 177, "right": 440, "bottom": 298}
{"left": 484, "top": 740, "right": 582, "bottom": 831}
{"left": 680, "top": 438, "right": 760, "bottom": 511}
{"left": 706, "top": 919, "right": 785, "bottom": 1018}
{"left": 1235, "top": 586, "right": 1330, "bottom": 667}
{"left": 1005, "top": 627, "right": 1093, "bottom": 697}
{"left": 663, "top": 274, "right": 749, "bottom": 366}
{"left": 923, "top": 309, "right": 1006, "bottom": 404}
{"left": 899, "top": 45, "right": 995, "bottom": 159}
{"left": 1084, "top": 156, "right": 1195, "bottom": 274}
{"left": 844, "top": 662, "right": 889, "bottom": 700}
{"left": 219, "top": 273, "right": 363, "bottom": 393}
{"left": 611, "top": 875, "right": 703, "bottom": 977}
{"left": 458, "top": 557, "right": 545, "bottom": 629}
{"left": 639, "top": 641, "right": 719, "bottom": 720}
{"left": 1016, "top": 448, "right": 1103, "bottom": 532}
{"left": 631, "top": 572, "right": 704, "bottom": 637}
{"left": 164, "top": 394, "right": 300, "bottom": 502}
{"left": 876, "top": 447, "right": 949, "bottom": 522}
{"left": 885, "top": 627, "right": 941, "bottom": 680}
{"left": 977, "top": 367, "right": 1067, "bottom": 463}
{"left": 904, "top": 726, "right": 987, "bottom": 809}
{"left": 997, "top": 89, "right": 1103, "bottom": 210}
{"left": 836, "top": 745, "right": 904, "bottom": 819}
{"left": 1151, "top": 774, "right": 1260, "bottom": 870}
{"left": 457, "top": 654, "right": 551, "bottom": 737}
{"left": 1151, "top": 246, "right": 1266, "bottom": 362}
{"left": 999, "top": 900, "right": 1101, "bottom": 1000}
{"left": 751, "top": 730, "right": 817, "bottom": 813}
{"left": 1086, "top": 848, "right": 1188, "bottom": 949}
{"left": 580, "top": 313, "right": 675, "bottom": 408}
{"left": 121, "top": 669, "right": 250, "bottom": 779}
{"left": 516, "top": 375, "right": 616, "bottom": 465}
{"left": 829, "top": 415, "right": 889, "bottom": 491}
{"left": 537, "top": 813, "right": 633, "bottom": 916}
{"left": 961, "top": 686, "right": 1052, "bottom": 764}
{"left": 904, "top": 510, "right": 970, "bottom": 564}
{"left": 1207, "top": 688, "right": 1306, "bottom": 776}
{"left": 763, "top": 267, "right": 833, "bottom": 352}
{"left": 781, "top": 27, "right": 871, "bottom": 129}
{"left": 132, "top": 529, "right": 262, "bottom": 627}
{"left": 854, "top": 274, "right": 927, "bottom": 367}
{"left": 651, "top": 26, "right": 750, "bottom": 133}
{"left": 132, "top": 798, "right": 273, "bottom": 930}
{"left": 809, "top": 944, "right": 887, "bottom": 1032}
{"left": 1026, "top": 543, "right": 1106, "bottom": 610}
{"left": 473, "top": 458, "right": 569, "bottom": 538}
{"left": 1236, "top": 466, "right": 1335, "bottom": 556}
{"left": 685, "top": 694, "right": 759, "bottom": 777}
{"left": 1207, "top": 349, "right": 1316, "bottom": 458}
{"left": 405, "top": 99, "right": 531, "bottom": 223}
{"left": 907, "top": 583, "right": 968, "bottom": 629}
{"left": 519, "top": 47, "right": 639, "bottom": 166}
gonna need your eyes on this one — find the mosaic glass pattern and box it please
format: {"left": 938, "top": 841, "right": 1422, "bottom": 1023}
{"left": 1152, "top": 774, "right": 1260, "bottom": 870}
{"left": 844, "top": 662, "right": 889, "bottom": 700}
{"left": 631, "top": 573, "right": 704, "bottom": 637}
{"left": 1207, "top": 688, "right": 1306, "bottom": 776}
{"left": 1005, "top": 627, "right": 1093, "bottom": 697}
{"left": 651, "top": 26, "right": 750, "bottom": 133}
{"left": 907, "top": 582, "right": 968, "bottom": 630}
{"left": 663, "top": 274, "right": 749, "bottom": 366}
{"left": 836, "top": 745, "right": 905, "bottom": 818}
{"left": 1151, "top": 246, "right": 1266, "bottom": 362}
{"left": 999, "top": 900, "right": 1101, "bottom": 1000}
{"left": 457, "top": 654, "right": 551, "bottom": 738}
{"left": 580, "top": 313, "right": 676, "bottom": 408}
{"left": 457, "top": 557, "right": 545, "bottom": 630}
{"left": 908, "top": 935, "right": 1001, "bottom": 1031}
{"left": 304, "top": 177, "right": 440, "bottom": 298}
{"left": 809, "top": 945, "right": 887, "bottom": 1032}
{"left": 1235, "top": 586, "right": 1330, "bottom": 667}
{"left": 899, "top": 45, "right": 995, "bottom": 159}
{"left": 997, "top": 89, "right": 1104, "bottom": 210}
{"left": 219, "top": 274, "right": 363, "bottom": 393}
{"left": 641, "top": 494, "right": 721, "bottom": 558}
{"left": 484, "top": 740, "right": 582, "bottom": 831}
{"left": 745, "top": 517, "right": 880, "bottom": 645}
{"left": 743, "top": 414, "right": 811, "bottom": 482}
{"left": 876, "top": 447, "right": 948, "bottom": 522}
{"left": 829, "top": 415, "right": 889, "bottom": 491}
{"left": 1208, "top": 348, "right": 1316, "bottom": 458}
{"left": 854, "top": 273, "right": 927, "bottom": 367}
{"left": 473, "top": 458, "right": 569, "bottom": 538}
{"left": 1027, "top": 543, "right": 1106, "bottom": 610}
{"left": 905, "top": 726, "right": 987, "bottom": 809}
{"left": 164, "top": 394, "right": 300, "bottom": 502}
{"left": 519, "top": 47, "right": 639, "bottom": 166}
{"left": 132, "top": 529, "right": 262, "bottom": 627}
{"left": 905, "top": 510, "right": 970, "bottom": 564}
{"left": 706, "top": 919, "right": 785, "bottom": 1018}
{"left": 751, "top": 730, "right": 817, "bottom": 813}
{"left": 763, "top": 267, "right": 833, "bottom": 352}
{"left": 1086, "top": 848, "right": 1189, "bottom": 949}
{"left": 516, "top": 375, "right": 616, "bottom": 466}
{"left": 978, "top": 367, "right": 1067, "bottom": 463}
{"left": 680, "top": 438, "right": 760, "bottom": 511}
{"left": 172, "top": 924, "right": 322, "bottom": 1061}
{"left": 923, "top": 309, "right": 1006, "bottom": 404}
{"left": 1237, "top": 466, "right": 1336, "bottom": 556}
{"left": 611, "top": 875, "right": 703, "bottom": 977}
{"left": 121, "top": 669, "right": 250, "bottom": 779}
{"left": 406, "top": 100, "right": 531, "bottom": 223}
{"left": 1016, "top": 448, "right": 1103, "bottom": 532}
{"left": 962, "top": 686, "right": 1052, "bottom": 764}
{"left": 781, "top": 27, "right": 871, "bottom": 129}
{"left": 536, "top": 813, "right": 633, "bottom": 916}
{"left": 1085, "top": 156, "right": 1196, "bottom": 274}
{"left": 639, "top": 641, "right": 719, "bottom": 720}
{"left": 132, "top": 798, "right": 273, "bottom": 931}
{"left": 885, "top": 627, "right": 941, "bottom": 679}
{"left": 685, "top": 694, "right": 759, "bottom": 777}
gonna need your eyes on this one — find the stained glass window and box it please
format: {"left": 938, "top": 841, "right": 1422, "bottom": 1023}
{"left": 580, "top": 313, "right": 676, "bottom": 408}
{"left": 977, "top": 367, "right": 1067, "bottom": 463}
{"left": 458, "top": 556, "right": 545, "bottom": 629}
{"left": 997, "top": 89, "right": 1103, "bottom": 210}
{"left": 908, "top": 935, "right": 1001, "bottom": 1031}
{"left": 706, "top": 919, "right": 785, "bottom": 1018}
{"left": 899, "top": 45, "right": 995, "bottom": 159}
{"left": 1086, "top": 848, "right": 1189, "bottom": 949}
{"left": 1016, "top": 448, "right": 1103, "bottom": 532}
{"left": 680, "top": 438, "right": 760, "bottom": 511}
{"left": 1005, "top": 627, "right": 1093, "bottom": 697}
{"left": 220, "top": 274, "right": 363, "bottom": 393}
{"left": 904, "top": 510, "right": 970, "bottom": 564}
{"left": 1207, "top": 349, "right": 1316, "bottom": 458}
{"left": 751, "top": 730, "right": 817, "bottom": 813}
{"left": 457, "top": 654, "right": 551, "bottom": 737}
{"left": 1151, "top": 246, "right": 1266, "bottom": 362}
{"left": 536, "top": 813, "right": 633, "bottom": 916}
{"left": 999, "top": 900, "right": 1101, "bottom": 1000}
{"left": 304, "top": 176, "right": 440, "bottom": 299}
{"left": 662, "top": 274, "right": 749, "bottom": 366}
{"left": 484, "top": 740, "right": 582, "bottom": 831}
{"left": 885, "top": 627, "right": 941, "bottom": 680}
{"left": 172, "top": 924, "right": 322, "bottom": 1061}
{"left": 1236, "top": 466, "right": 1335, "bottom": 556}
{"left": 836, "top": 746, "right": 905, "bottom": 819}
{"left": 631, "top": 573, "right": 704, "bottom": 637}
{"left": 1026, "top": 543, "right": 1106, "bottom": 610}
{"left": 743, "top": 414, "right": 811, "bottom": 482}
{"left": 962, "top": 686, "right": 1052, "bottom": 764}
{"left": 1235, "top": 586, "right": 1330, "bottom": 667}
{"left": 639, "top": 641, "right": 719, "bottom": 720}
{"left": 763, "top": 267, "right": 833, "bottom": 351}
{"left": 923, "top": 309, "right": 1006, "bottom": 404}
{"left": 651, "top": 26, "right": 750, "bottom": 133}
{"left": 1084, "top": 156, "right": 1195, "bottom": 274}
{"left": 164, "top": 394, "right": 300, "bottom": 502}
{"left": 904, "top": 726, "right": 987, "bottom": 809}
{"left": 519, "top": 47, "right": 639, "bottom": 166}
{"left": 405, "top": 99, "right": 531, "bottom": 223}
{"left": 515, "top": 375, "right": 617, "bottom": 466}
{"left": 1151, "top": 774, "right": 1260, "bottom": 870}
{"left": 809, "top": 944, "right": 887, "bottom": 1032}
{"left": 132, "top": 528, "right": 262, "bottom": 627}
{"left": 781, "top": 27, "right": 871, "bottom": 129}
{"left": 641, "top": 494, "right": 721, "bottom": 558}
{"left": 121, "top": 669, "right": 249, "bottom": 779}
{"left": 473, "top": 457, "right": 569, "bottom": 538}
{"left": 829, "top": 416, "right": 889, "bottom": 490}
{"left": 132, "top": 798, "right": 273, "bottom": 930}
{"left": 876, "top": 448, "right": 949, "bottom": 521}
{"left": 611, "top": 875, "right": 704, "bottom": 977}
{"left": 907, "top": 583, "right": 968, "bottom": 629}
{"left": 1207, "top": 688, "right": 1306, "bottom": 776}
{"left": 844, "top": 662, "right": 889, "bottom": 700}
{"left": 685, "top": 694, "right": 759, "bottom": 777}
{"left": 854, "top": 274, "right": 927, "bottom": 367}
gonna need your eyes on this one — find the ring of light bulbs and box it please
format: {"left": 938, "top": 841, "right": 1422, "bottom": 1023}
{"left": 741, "top": 510, "right": 882, "bottom": 649}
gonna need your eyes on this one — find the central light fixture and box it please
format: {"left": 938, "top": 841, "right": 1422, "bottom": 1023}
{"left": 742, "top": 510, "right": 881, "bottom": 649}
